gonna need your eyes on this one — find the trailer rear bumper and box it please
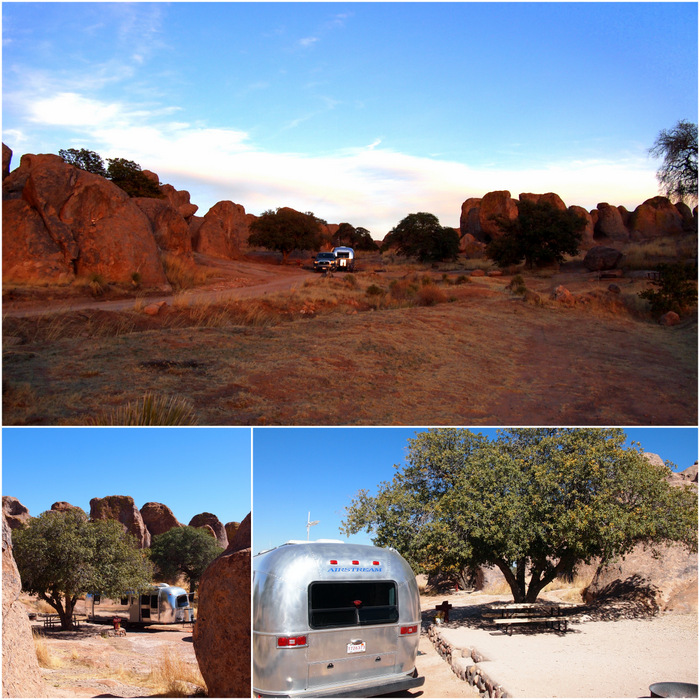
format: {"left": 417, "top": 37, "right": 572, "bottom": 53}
{"left": 254, "top": 670, "right": 425, "bottom": 698}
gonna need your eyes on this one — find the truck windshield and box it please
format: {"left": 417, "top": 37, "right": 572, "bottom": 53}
{"left": 308, "top": 581, "right": 398, "bottom": 629}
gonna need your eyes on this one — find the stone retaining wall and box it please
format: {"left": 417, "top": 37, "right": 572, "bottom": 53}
{"left": 427, "top": 623, "right": 510, "bottom": 698}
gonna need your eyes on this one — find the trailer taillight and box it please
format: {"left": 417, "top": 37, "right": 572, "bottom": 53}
{"left": 277, "top": 635, "right": 307, "bottom": 648}
{"left": 373, "top": 561, "right": 380, "bottom": 565}
{"left": 400, "top": 625, "right": 418, "bottom": 635}
{"left": 352, "top": 560, "right": 359, "bottom": 565}
{"left": 330, "top": 560, "right": 338, "bottom": 565}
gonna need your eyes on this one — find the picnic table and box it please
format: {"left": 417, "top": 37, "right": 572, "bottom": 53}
{"left": 482, "top": 602, "right": 572, "bottom": 635}
{"left": 39, "top": 613, "right": 81, "bottom": 629}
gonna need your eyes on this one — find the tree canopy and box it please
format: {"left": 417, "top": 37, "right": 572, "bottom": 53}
{"left": 248, "top": 208, "right": 325, "bottom": 263}
{"left": 649, "top": 120, "right": 698, "bottom": 205}
{"left": 58, "top": 148, "right": 108, "bottom": 177}
{"left": 341, "top": 428, "right": 698, "bottom": 603}
{"left": 382, "top": 212, "right": 460, "bottom": 262}
{"left": 332, "top": 223, "right": 378, "bottom": 251}
{"left": 12, "top": 510, "right": 153, "bottom": 629}
{"left": 106, "top": 157, "right": 164, "bottom": 198}
{"left": 487, "top": 199, "right": 586, "bottom": 268}
{"left": 149, "top": 526, "right": 224, "bottom": 592}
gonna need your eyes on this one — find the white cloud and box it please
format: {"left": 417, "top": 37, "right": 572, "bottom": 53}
{"left": 298, "top": 37, "right": 319, "bottom": 48}
{"left": 9, "top": 90, "right": 659, "bottom": 237}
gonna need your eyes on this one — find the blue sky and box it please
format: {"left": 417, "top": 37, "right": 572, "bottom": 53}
{"left": 1, "top": 428, "right": 252, "bottom": 527}
{"left": 252, "top": 427, "right": 698, "bottom": 554}
{"left": 2, "top": 2, "right": 697, "bottom": 237}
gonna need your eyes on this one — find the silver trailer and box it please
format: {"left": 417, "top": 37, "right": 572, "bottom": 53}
{"left": 86, "top": 583, "right": 195, "bottom": 624}
{"left": 253, "top": 541, "right": 424, "bottom": 698}
{"left": 332, "top": 247, "right": 355, "bottom": 271}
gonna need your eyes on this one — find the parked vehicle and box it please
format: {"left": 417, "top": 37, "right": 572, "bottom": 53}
{"left": 313, "top": 252, "right": 338, "bottom": 272}
{"left": 253, "top": 540, "right": 424, "bottom": 697}
{"left": 85, "top": 583, "right": 195, "bottom": 624}
{"left": 332, "top": 247, "right": 355, "bottom": 271}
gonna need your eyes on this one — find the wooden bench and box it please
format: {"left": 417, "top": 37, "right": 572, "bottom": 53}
{"left": 482, "top": 603, "right": 571, "bottom": 635}
{"left": 491, "top": 616, "right": 568, "bottom": 635}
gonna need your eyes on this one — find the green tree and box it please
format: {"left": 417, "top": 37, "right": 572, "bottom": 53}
{"left": 58, "top": 148, "right": 107, "bottom": 177}
{"left": 13, "top": 510, "right": 153, "bottom": 629}
{"left": 333, "top": 223, "right": 378, "bottom": 251}
{"left": 638, "top": 261, "right": 697, "bottom": 317}
{"left": 342, "top": 428, "right": 697, "bottom": 603}
{"left": 649, "top": 120, "right": 698, "bottom": 204}
{"left": 106, "top": 157, "right": 164, "bottom": 198}
{"left": 149, "top": 526, "right": 224, "bottom": 592}
{"left": 487, "top": 199, "right": 586, "bottom": 268}
{"left": 248, "top": 208, "right": 325, "bottom": 263}
{"left": 382, "top": 212, "right": 459, "bottom": 262}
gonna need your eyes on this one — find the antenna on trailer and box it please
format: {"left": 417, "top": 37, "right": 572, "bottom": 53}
{"left": 306, "top": 511, "right": 320, "bottom": 540}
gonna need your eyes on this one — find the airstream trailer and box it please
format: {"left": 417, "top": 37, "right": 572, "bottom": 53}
{"left": 86, "top": 583, "right": 195, "bottom": 625}
{"left": 253, "top": 541, "right": 424, "bottom": 698}
{"left": 332, "top": 247, "right": 355, "bottom": 271}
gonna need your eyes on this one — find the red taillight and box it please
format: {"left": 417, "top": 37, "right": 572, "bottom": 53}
{"left": 352, "top": 560, "right": 359, "bottom": 565}
{"left": 373, "top": 561, "right": 380, "bottom": 565}
{"left": 400, "top": 625, "right": 418, "bottom": 635}
{"left": 277, "top": 635, "right": 307, "bottom": 648}
{"left": 330, "top": 560, "right": 338, "bottom": 565}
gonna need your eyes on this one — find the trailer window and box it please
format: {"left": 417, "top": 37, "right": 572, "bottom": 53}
{"left": 176, "top": 594, "right": 189, "bottom": 608}
{"left": 309, "top": 581, "right": 398, "bottom": 629}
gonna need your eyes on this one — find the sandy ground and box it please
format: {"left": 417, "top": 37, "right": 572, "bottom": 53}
{"left": 422, "top": 593, "right": 698, "bottom": 698}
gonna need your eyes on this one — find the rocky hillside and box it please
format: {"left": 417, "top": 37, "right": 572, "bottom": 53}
{"left": 1, "top": 494, "right": 240, "bottom": 551}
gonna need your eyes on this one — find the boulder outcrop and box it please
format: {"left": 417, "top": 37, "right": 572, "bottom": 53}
{"left": 225, "top": 521, "right": 241, "bottom": 543}
{"left": 134, "top": 197, "right": 194, "bottom": 259}
{"left": 51, "top": 501, "right": 86, "bottom": 516}
{"left": 193, "top": 513, "right": 251, "bottom": 698}
{"left": 2, "top": 496, "right": 31, "bottom": 530}
{"left": 191, "top": 200, "right": 253, "bottom": 259}
{"left": 3, "top": 143, "right": 12, "bottom": 179}
{"left": 629, "top": 196, "right": 685, "bottom": 241}
{"left": 2, "top": 513, "right": 48, "bottom": 698}
{"left": 89, "top": 495, "right": 151, "bottom": 548}
{"left": 140, "top": 502, "right": 182, "bottom": 539}
{"left": 583, "top": 245, "right": 623, "bottom": 271}
{"left": 478, "top": 190, "right": 518, "bottom": 242}
{"left": 593, "top": 203, "right": 629, "bottom": 243}
{"left": 189, "top": 512, "right": 228, "bottom": 549}
{"left": 3, "top": 151, "right": 169, "bottom": 287}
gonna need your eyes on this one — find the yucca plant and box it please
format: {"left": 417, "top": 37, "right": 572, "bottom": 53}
{"left": 90, "top": 394, "right": 198, "bottom": 426}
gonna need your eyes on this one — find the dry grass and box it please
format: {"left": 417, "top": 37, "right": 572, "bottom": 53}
{"left": 33, "top": 631, "right": 63, "bottom": 669}
{"left": 620, "top": 233, "right": 698, "bottom": 270}
{"left": 146, "top": 647, "right": 207, "bottom": 697}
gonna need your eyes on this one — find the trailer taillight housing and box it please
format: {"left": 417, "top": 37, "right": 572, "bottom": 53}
{"left": 277, "top": 635, "right": 307, "bottom": 648}
{"left": 400, "top": 625, "right": 418, "bottom": 635}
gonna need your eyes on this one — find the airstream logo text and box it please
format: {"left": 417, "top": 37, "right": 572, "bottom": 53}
{"left": 327, "top": 566, "right": 383, "bottom": 573}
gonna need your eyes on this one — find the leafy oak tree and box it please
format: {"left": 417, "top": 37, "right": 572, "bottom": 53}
{"left": 149, "top": 526, "right": 224, "bottom": 592}
{"left": 248, "top": 208, "right": 325, "bottom": 263}
{"left": 649, "top": 120, "right": 698, "bottom": 205}
{"left": 333, "top": 223, "right": 378, "bottom": 251}
{"left": 487, "top": 199, "right": 586, "bottom": 269}
{"left": 13, "top": 510, "right": 153, "bottom": 629}
{"left": 382, "top": 213, "right": 460, "bottom": 262}
{"left": 58, "top": 148, "right": 108, "bottom": 177}
{"left": 341, "top": 428, "right": 698, "bottom": 603}
{"left": 106, "top": 157, "right": 164, "bottom": 198}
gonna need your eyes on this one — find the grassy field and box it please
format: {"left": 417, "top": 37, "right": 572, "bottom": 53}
{"left": 3, "top": 263, "right": 696, "bottom": 426}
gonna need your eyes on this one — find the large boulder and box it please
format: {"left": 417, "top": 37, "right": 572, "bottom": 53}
{"left": 161, "top": 183, "right": 199, "bottom": 222}
{"left": 519, "top": 192, "right": 567, "bottom": 211}
{"left": 3, "top": 152, "right": 169, "bottom": 287}
{"left": 583, "top": 245, "right": 623, "bottom": 271}
{"left": 225, "top": 521, "right": 241, "bottom": 543}
{"left": 2, "top": 497, "right": 31, "bottom": 530}
{"left": 51, "top": 501, "right": 86, "bottom": 517}
{"left": 568, "top": 205, "right": 596, "bottom": 248}
{"left": 629, "top": 196, "right": 685, "bottom": 241}
{"left": 478, "top": 190, "right": 519, "bottom": 242}
{"left": 89, "top": 495, "right": 151, "bottom": 548}
{"left": 192, "top": 200, "right": 252, "bottom": 259}
{"left": 193, "top": 513, "right": 251, "bottom": 698}
{"left": 189, "top": 512, "right": 228, "bottom": 549}
{"left": 140, "top": 502, "right": 182, "bottom": 539}
{"left": 3, "top": 142, "right": 12, "bottom": 179}
{"left": 593, "top": 203, "right": 629, "bottom": 243}
{"left": 3, "top": 513, "right": 48, "bottom": 698}
{"left": 133, "top": 197, "right": 194, "bottom": 259}
{"left": 459, "top": 197, "right": 483, "bottom": 239}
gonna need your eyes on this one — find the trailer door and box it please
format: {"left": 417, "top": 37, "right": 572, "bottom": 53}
{"left": 306, "top": 581, "right": 400, "bottom": 690}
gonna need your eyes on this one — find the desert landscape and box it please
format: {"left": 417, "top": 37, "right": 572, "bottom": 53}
{"left": 2, "top": 146, "right": 697, "bottom": 426}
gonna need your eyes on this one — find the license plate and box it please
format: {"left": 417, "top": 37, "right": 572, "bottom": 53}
{"left": 347, "top": 642, "right": 366, "bottom": 654}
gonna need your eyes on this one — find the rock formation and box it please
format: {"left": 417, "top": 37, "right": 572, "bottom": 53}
{"left": 2, "top": 513, "right": 48, "bottom": 698}
{"left": 225, "top": 521, "right": 241, "bottom": 543}
{"left": 3, "top": 152, "right": 171, "bottom": 287}
{"left": 189, "top": 512, "right": 228, "bottom": 549}
{"left": 193, "top": 513, "right": 251, "bottom": 698}
{"left": 133, "top": 197, "right": 194, "bottom": 260}
{"left": 191, "top": 200, "right": 253, "bottom": 259}
{"left": 583, "top": 245, "right": 623, "bottom": 271}
{"left": 592, "top": 203, "right": 630, "bottom": 243}
{"left": 140, "top": 502, "right": 182, "bottom": 539}
{"left": 89, "top": 495, "right": 151, "bottom": 548}
{"left": 629, "top": 197, "right": 684, "bottom": 241}
{"left": 2, "top": 496, "right": 31, "bottom": 530}
{"left": 51, "top": 501, "right": 86, "bottom": 516}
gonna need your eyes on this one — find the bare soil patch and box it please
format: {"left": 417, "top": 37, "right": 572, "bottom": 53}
{"left": 3, "top": 260, "right": 696, "bottom": 425}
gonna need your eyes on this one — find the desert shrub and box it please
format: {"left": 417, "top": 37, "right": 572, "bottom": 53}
{"left": 90, "top": 393, "right": 198, "bottom": 426}
{"left": 86, "top": 274, "right": 107, "bottom": 297}
{"left": 638, "top": 261, "right": 697, "bottom": 316}
{"left": 417, "top": 284, "right": 448, "bottom": 306}
{"left": 507, "top": 274, "right": 527, "bottom": 295}
{"left": 161, "top": 254, "right": 211, "bottom": 290}
{"left": 454, "top": 274, "right": 470, "bottom": 285}
{"left": 131, "top": 271, "right": 142, "bottom": 288}
{"left": 147, "top": 647, "right": 207, "bottom": 696}
{"left": 365, "top": 284, "right": 385, "bottom": 297}
{"left": 33, "top": 631, "right": 62, "bottom": 669}
{"left": 389, "top": 278, "right": 418, "bottom": 301}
